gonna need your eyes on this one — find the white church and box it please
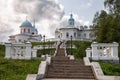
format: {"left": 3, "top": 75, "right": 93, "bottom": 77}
{"left": 9, "top": 19, "right": 42, "bottom": 43}
{"left": 8, "top": 14, "right": 95, "bottom": 43}
{"left": 55, "top": 14, "right": 95, "bottom": 41}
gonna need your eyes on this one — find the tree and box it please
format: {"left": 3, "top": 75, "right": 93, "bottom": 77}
{"left": 104, "top": 0, "right": 120, "bottom": 18}
{"left": 93, "top": 10, "right": 110, "bottom": 42}
{"left": 93, "top": 0, "right": 120, "bottom": 43}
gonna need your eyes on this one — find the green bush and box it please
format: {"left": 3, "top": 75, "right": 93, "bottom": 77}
{"left": 31, "top": 41, "right": 56, "bottom": 47}
{"left": 118, "top": 46, "right": 120, "bottom": 59}
{"left": 66, "top": 41, "right": 91, "bottom": 59}
{"left": 37, "top": 49, "right": 55, "bottom": 57}
{"left": 0, "top": 45, "right": 5, "bottom": 57}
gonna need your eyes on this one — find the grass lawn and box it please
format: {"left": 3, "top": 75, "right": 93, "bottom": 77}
{"left": 99, "top": 61, "right": 120, "bottom": 76}
{"left": 0, "top": 59, "right": 40, "bottom": 80}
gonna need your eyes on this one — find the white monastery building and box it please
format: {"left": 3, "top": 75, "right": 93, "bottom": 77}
{"left": 55, "top": 14, "right": 95, "bottom": 41}
{"left": 9, "top": 19, "right": 42, "bottom": 43}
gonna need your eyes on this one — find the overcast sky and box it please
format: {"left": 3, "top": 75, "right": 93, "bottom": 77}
{"left": 0, "top": 0, "right": 104, "bottom": 42}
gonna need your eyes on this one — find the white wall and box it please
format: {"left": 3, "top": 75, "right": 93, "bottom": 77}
{"left": 55, "top": 27, "right": 95, "bottom": 41}
{"left": 59, "top": 28, "right": 79, "bottom": 40}
{"left": 5, "top": 42, "right": 33, "bottom": 60}
{"left": 90, "top": 42, "right": 119, "bottom": 62}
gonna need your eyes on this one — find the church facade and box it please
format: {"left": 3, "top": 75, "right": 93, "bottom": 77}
{"left": 55, "top": 14, "right": 95, "bottom": 41}
{"left": 9, "top": 20, "right": 42, "bottom": 43}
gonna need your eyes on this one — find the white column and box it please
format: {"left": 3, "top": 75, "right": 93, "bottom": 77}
{"left": 86, "top": 48, "right": 92, "bottom": 58}
{"left": 5, "top": 43, "right": 12, "bottom": 58}
{"left": 25, "top": 42, "right": 32, "bottom": 60}
{"left": 91, "top": 42, "right": 99, "bottom": 60}
{"left": 111, "top": 42, "right": 119, "bottom": 61}
{"left": 32, "top": 49, "right": 37, "bottom": 58}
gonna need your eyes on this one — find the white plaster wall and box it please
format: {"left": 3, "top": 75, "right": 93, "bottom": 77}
{"left": 15, "top": 35, "right": 30, "bottom": 42}
{"left": 29, "top": 34, "right": 42, "bottom": 42}
{"left": 59, "top": 28, "right": 79, "bottom": 40}
{"left": 56, "top": 27, "right": 94, "bottom": 41}
{"left": 20, "top": 27, "right": 32, "bottom": 35}
{"left": 82, "top": 30, "right": 91, "bottom": 39}
{"left": 55, "top": 31, "right": 60, "bottom": 39}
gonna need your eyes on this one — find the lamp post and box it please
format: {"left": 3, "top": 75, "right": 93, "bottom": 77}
{"left": 43, "top": 35, "right": 45, "bottom": 55}
{"left": 48, "top": 40, "right": 50, "bottom": 55}
{"left": 70, "top": 35, "right": 73, "bottom": 55}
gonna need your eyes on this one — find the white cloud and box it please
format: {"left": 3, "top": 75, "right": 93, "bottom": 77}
{"left": 78, "top": 0, "right": 93, "bottom": 8}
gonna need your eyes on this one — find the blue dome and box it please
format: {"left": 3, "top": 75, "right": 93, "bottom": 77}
{"left": 20, "top": 20, "right": 32, "bottom": 27}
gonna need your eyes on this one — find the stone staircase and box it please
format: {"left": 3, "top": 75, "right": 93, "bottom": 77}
{"left": 44, "top": 42, "right": 96, "bottom": 80}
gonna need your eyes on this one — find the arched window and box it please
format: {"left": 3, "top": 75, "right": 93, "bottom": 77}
{"left": 21, "top": 29, "right": 22, "bottom": 33}
{"left": 89, "top": 33, "right": 92, "bottom": 38}
{"left": 24, "top": 29, "right": 26, "bottom": 33}
{"left": 19, "top": 39, "right": 21, "bottom": 42}
{"left": 28, "top": 29, "right": 30, "bottom": 33}
{"left": 84, "top": 33, "right": 86, "bottom": 38}
{"left": 66, "top": 32, "right": 69, "bottom": 38}
{"left": 32, "top": 32, "right": 34, "bottom": 35}
{"left": 74, "top": 32, "right": 76, "bottom": 38}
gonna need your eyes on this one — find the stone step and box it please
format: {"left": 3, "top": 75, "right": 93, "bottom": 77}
{"left": 48, "top": 68, "right": 93, "bottom": 73}
{"left": 46, "top": 74, "right": 95, "bottom": 79}
{"left": 51, "top": 62, "right": 85, "bottom": 65}
{"left": 42, "top": 79, "right": 96, "bottom": 80}
{"left": 49, "top": 65, "right": 92, "bottom": 69}
{"left": 49, "top": 68, "right": 92, "bottom": 73}
{"left": 51, "top": 60, "right": 85, "bottom": 66}
{"left": 51, "top": 57, "right": 69, "bottom": 60}
{"left": 47, "top": 72, "right": 94, "bottom": 76}
{"left": 55, "top": 54, "right": 65, "bottom": 56}
{"left": 51, "top": 63, "right": 85, "bottom": 66}
{"left": 52, "top": 60, "right": 84, "bottom": 63}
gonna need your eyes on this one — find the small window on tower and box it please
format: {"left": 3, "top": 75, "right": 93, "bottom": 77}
{"left": 74, "top": 32, "right": 76, "bottom": 38}
{"left": 24, "top": 29, "right": 26, "bottom": 33}
{"left": 70, "top": 22, "right": 72, "bottom": 25}
{"left": 61, "top": 33, "right": 62, "bottom": 37}
{"left": 19, "top": 39, "right": 21, "bottom": 42}
{"left": 84, "top": 33, "right": 86, "bottom": 38}
{"left": 28, "top": 29, "right": 30, "bottom": 33}
{"left": 66, "top": 32, "right": 69, "bottom": 38}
